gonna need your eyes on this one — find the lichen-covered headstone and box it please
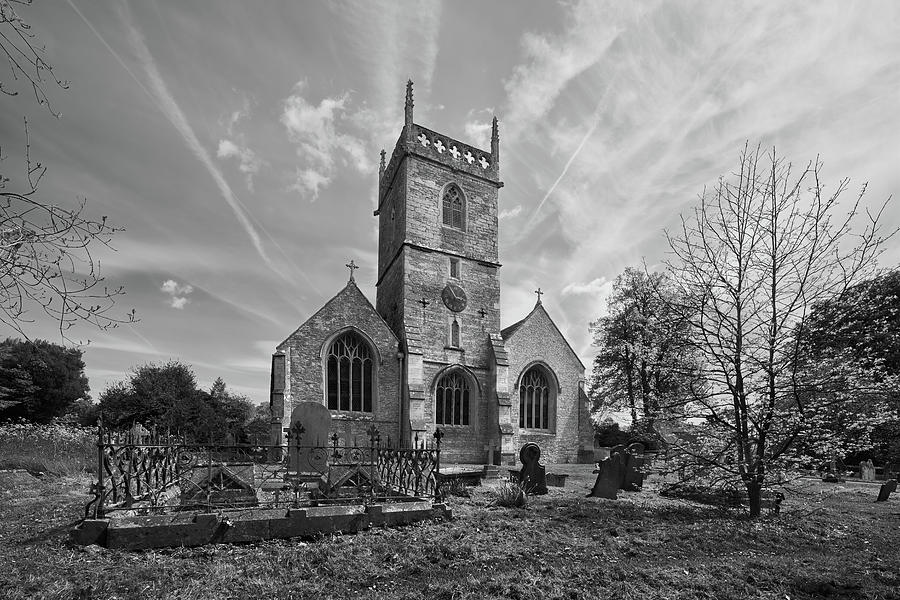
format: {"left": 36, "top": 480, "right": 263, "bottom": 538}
{"left": 517, "top": 442, "right": 547, "bottom": 495}
{"left": 860, "top": 459, "right": 876, "bottom": 482}
{"left": 589, "top": 446, "right": 625, "bottom": 499}
{"left": 876, "top": 479, "right": 897, "bottom": 502}
{"left": 289, "top": 401, "right": 332, "bottom": 474}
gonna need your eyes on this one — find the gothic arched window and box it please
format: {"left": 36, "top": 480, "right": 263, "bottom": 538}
{"left": 442, "top": 184, "right": 464, "bottom": 230}
{"left": 519, "top": 366, "right": 552, "bottom": 430}
{"left": 435, "top": 370, "right": 470, "bottom": 426}
{"left": 325, "top": 331, "right": 374, "bottom": 412}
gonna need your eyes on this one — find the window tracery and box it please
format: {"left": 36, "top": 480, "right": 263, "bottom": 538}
{"left": 325, "top": 331, "right": 374, "bottom": 412}
{"left": 435, "top": 370, "right": 470, "bottom": 426}
{"left": 519, "top": 366, "right": 552, "bottom": 430}
{"left": 442, "top": 185, "right": 464, "bottom": 229}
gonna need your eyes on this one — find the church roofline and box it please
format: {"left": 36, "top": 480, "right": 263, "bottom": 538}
{"left": 275, "top": 278, "right": 399, "bottom": 351}
{"left": 500, "top": 302, "right": 586, "bottom": 371}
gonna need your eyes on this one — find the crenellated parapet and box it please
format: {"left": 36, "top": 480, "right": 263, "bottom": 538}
{"left": 376, "top": 81, "right": 502, "bottom": 214}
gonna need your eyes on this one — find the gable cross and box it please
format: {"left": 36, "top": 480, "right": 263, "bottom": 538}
{"left": 534, "top": 287, "right": 544, "bottom": 304}
{"left": 345, "top": 260, "right": 359, "bottom": 282}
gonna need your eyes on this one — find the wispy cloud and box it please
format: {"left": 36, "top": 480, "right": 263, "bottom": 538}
{"left": 333, "top": 0, "right": 442, "bottom": 118}
{"left": 160, "top": 279, "right": 193, "bottom": 310}
{"left": 498, "top": 204, "right": 522, "bottom": 220}
{"left": 217, "top": 96, "right": 265, "bottom": 191}
{"left": 281, "top": 80, "right": 372, "bottom": 199}
{"left": 114, "top": 3, "right": 277, "bottom": 272}
{"left": 67, "top": 0, "right": 319, "bottom": 293}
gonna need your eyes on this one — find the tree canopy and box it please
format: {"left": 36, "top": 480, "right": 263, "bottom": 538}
{"left": 97, "top": 362, "right": 260, "bottom": 442}
{"left": 0, "top": 337, "right": 89, "bottom": 422}
{"left": 589, "top": 267, "right": 697, "bottom": 429}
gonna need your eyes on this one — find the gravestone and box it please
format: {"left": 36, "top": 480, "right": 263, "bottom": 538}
{"left": 876, "top": 479, "right": 897, "bottom": 502}
{"left": 622, "top": 442, "right": 647, "bottom": 490}
{"left": 516, "top": 443, "right": 548, "bottom": 495}
{"left": 860, "top": 459, "right": 876, "bottom": 482}
{"left": 588, "top": 446, "right": 625, "bottom": 499}
{"left": 288, "top": 401, "right": 332, "bottom": 474}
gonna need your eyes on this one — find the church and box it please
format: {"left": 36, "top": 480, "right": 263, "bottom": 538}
{"left": 269, "top": 82, "right": 594, "bottom": 465}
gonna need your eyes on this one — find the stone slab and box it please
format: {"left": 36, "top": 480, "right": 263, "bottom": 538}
{"left": 76, "top": 499, "right": 450, "bottom": 550}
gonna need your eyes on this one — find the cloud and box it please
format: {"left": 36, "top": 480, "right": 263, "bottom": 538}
{"left": 161, "top": 279, "right": 193, "bottom": 309}
{"left": 332, "top": 0, "right": 443, "bottom": 120}
{"left": 217, "top": 138, "right": 264, "bottom": 191}
{"left": 73, "top": 0, "right": 289, "bottom": 282}
{"left": 503, "top": 1, "right": 639, "bottom": 137}
{"left": 498, "top": 204, "right": 522, "bottom": 220}
{"left": 281, "top": 81, "right": 372, "bottom": 199}
{"left": 463, "top": 108, "right": 494, "bottom": 149}
{"left": 562, "top": 277, "right": 611, "bottom": 297}
{"left": 216, "top": 96, "right": 265, "bottom": 191}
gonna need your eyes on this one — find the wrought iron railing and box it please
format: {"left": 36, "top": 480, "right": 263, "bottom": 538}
{"left": 85, "top": 422, "right": 443, "bottom": 518}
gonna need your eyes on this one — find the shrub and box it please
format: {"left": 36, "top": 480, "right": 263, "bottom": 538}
{"left": 492, "top": 481, "right": 527, "bottom": 508}
{"left": 0, "top": 419, "right": 95, "bottom": 475}
{"left": 446, "top": 478, "right": 470, "bottom": 498}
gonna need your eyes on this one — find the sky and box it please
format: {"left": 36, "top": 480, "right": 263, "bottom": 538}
{"left": 1, "top": 0, "right": 898, "bottom": 406}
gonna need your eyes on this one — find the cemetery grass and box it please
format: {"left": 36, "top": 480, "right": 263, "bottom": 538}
{"left": 1, "top": 471, "right": 898, "bottom": 599}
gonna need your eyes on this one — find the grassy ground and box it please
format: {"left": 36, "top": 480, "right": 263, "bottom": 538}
{"left": 0, "top": 466, "right": 898, "bottom": 600}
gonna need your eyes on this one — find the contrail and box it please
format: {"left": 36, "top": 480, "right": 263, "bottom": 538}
{"left": 525, "top": 114, "right": 601, "bottom": 230}
{"left": 66, "top": 0, "right": 323, "bottom": 293}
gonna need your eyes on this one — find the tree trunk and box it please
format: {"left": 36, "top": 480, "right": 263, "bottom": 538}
{"left": 746, "top": 480, "right": 762, "bottom": 518}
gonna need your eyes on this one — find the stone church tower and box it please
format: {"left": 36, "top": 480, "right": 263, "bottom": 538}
{"left": 270, "top": 82, "right": 594, "bottom": 465}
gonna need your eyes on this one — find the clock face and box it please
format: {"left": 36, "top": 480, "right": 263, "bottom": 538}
{"left": 441, "top": 282, "right": 468, "bottom": 312}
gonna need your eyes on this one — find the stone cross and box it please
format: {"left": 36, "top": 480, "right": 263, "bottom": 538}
{"left": 534, "top": 287, "right": 544, "bottom": 304}
{"left": 418, "top": 296, "right": 430, "bottom": 323}
{"left": 345, "top": 260, "right": 359, "bottom": 282}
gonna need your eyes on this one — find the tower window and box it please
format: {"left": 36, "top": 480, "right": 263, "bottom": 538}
{"left": 325, "top": 331, "right": 374, "bottom": 412}
{"left": 442, "top": 184, "right": 464, "bottom": 230}
{"left": 435, "top": 370, "right": 470, "bottom": 426}
{"left": 449, "top": 258, "right": 460, "bottom": 279}
{"left": 519, "top": 366, "right": 553, "bottom": 430}
{"left": 450, "top": 318, "right": 461, "bottom": 347}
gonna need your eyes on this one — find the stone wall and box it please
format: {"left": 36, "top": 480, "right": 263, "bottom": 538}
{"left": 273, "top": 281, "right": 402, "bottom": 445}
{"left": 503, "top": 304, "right": 590, "bottom": 464}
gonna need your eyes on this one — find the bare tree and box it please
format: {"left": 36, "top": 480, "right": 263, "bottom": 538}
{"left": 1, "top": 0, "right": 132, "bottom": 338}
{"left": 664, "top": 143, "right": 894, "bottom": 516}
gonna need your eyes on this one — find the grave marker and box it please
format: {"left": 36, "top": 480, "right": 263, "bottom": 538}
{"left": 516, "top": 442, "right": 547, "bottom": 495}
{"left": 289, "top": 401, "right": 332, "bottom": 474}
